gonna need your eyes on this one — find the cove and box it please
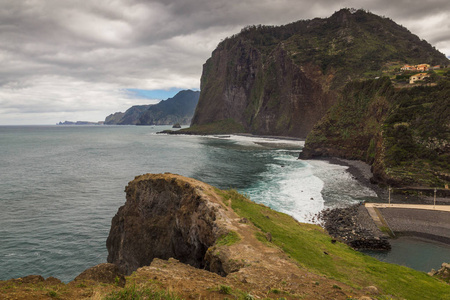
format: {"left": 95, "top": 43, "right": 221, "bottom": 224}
{"left": 361, "top": 236, "right": 450, "bottom": 272}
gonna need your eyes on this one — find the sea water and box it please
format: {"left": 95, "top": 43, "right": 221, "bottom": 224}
{"left": 0, "top": 125, "right": 445, "bottom": 282}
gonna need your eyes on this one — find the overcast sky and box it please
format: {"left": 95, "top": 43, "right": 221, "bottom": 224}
{"left": 1, "top": 0, "right": 449, "bottom": 125}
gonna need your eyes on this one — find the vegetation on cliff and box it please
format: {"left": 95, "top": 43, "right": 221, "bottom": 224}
{"left": 105, "top": 90, "right": 199, "bottom": 125}
{"left": 191, "top": 8, "right": 448, "bottom": 137}
{"left": 301, "top": 76, "right": 450, "bottom": 188}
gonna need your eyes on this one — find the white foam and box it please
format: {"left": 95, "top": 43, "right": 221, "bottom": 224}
{"left": 306, "top": 160, "right": 377, "bottom": 207}
{"left": 207, "top": 134, "right": 305, "bottom": 147}
{"left": 242, "top": 154, "right": 325, "bottom": 223}
{"left": 242, "top": 154, "right": 378, "bottom": 224}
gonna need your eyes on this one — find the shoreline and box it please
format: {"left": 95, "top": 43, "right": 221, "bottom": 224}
{"left": 313, "top": 156, "right": 450, "bottom": 246}
{"left": 159, "top": 129, "right": 306, "bottom": 141}
{"left": 322, "top": 157, "right": 450, "bottom": 205}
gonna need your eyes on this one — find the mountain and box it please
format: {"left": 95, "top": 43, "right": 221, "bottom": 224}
{"left": 104, "top": 90, "right": 200, "bottom": 125}
{"left": 190, "top": 8, "right": 448, "bottom": 137}
{"left": 105, "top": 105, "right": 152, "bottom": 125}
{"left": 137, "top": 90, "right": 200, "bottom": 125}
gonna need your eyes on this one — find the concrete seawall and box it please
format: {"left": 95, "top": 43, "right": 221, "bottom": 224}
{"left": 366, "top": 205, "right": 450, "bottom": 244}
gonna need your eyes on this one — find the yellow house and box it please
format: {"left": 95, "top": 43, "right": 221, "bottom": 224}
{"left": 409, "top": 73, "right": 430, "bottom": 84}
{"left": 416, "top": 64, "right": 430, "bottom": 71}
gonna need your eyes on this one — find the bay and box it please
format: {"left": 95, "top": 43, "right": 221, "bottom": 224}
{"left": 0, "top": 125, "right": 436, "bottom": 283}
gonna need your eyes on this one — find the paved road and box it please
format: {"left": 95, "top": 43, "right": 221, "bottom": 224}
{"left": 365, "top": 203, "right": 450, "bottom": 243}
{"left": 366, "top": 203, "right": 450, "bottom": 212}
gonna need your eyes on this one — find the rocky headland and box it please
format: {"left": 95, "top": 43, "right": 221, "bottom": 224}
{"left": 1, "top": 173, "right": 449, "bottom": 300}
{"left": 189, "top": 9, "right": 448, "bottom": 138}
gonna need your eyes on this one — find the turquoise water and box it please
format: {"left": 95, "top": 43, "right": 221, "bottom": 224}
{"left": 0, "top": 125, "right": 446, "bottom": 282}
{"left": 362, "top": 237, "right": 450, "bottom": 272}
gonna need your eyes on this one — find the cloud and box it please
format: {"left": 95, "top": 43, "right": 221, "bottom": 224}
{"left": 0, "top": 0, "right": 449, "bottom": 124}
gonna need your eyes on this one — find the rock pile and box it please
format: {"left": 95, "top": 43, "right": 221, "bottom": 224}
{"left": 429, "top": 262, "right": 450, "bottom": 283}
{"left": 319, "top": 205, "right": 391, "bottom": 251}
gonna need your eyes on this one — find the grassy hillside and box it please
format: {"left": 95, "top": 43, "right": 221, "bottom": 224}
{"left": 220, "top": 189, "right": 450, "bottom": 300}
{"left": 2, "top": 186, "right": 449, "bottom": 299}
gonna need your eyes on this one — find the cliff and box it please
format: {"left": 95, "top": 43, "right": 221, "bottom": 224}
{"left": 300, "top": 77, "right": 450, "bottom": 188}
{"left": 105, "top": 90, "right": 200, "bottom": 125}
{"left": 1, "top": 174, "right": 449, "bottom": 299}
{"left": 190, "top": 9, "right": 448, "bottom": 137}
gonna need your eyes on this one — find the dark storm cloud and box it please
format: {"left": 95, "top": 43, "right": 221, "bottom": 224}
{"left": 0, "top": 0, "right": 449, "bottom": 124}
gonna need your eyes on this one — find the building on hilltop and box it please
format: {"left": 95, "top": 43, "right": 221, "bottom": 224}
{"left": 416, "top": 64, "right": 430, "bottom": 71}
{"left": 401, "top": 65, "right": 416, "bottom": 71}
{"left": 409, "top": 73, "right": 430, "bottom": 84}
{"left": 401, "top": 64, "right": 432, "bottom": 72}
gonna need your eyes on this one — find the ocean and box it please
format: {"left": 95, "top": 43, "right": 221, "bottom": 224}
{"left": 0, "top": 125, "right": 448, "bottom": 282}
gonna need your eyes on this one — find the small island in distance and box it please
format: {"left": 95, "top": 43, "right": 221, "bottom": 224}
{"left": 57, "top": 120, "right": 104, "bottom": 125}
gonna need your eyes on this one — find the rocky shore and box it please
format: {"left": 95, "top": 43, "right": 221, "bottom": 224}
{"left": 318, "top": 205, "right": 391, "bottom": 251}
{"left": 326, "top": 157, "right": 450, "bottom": 205}
{"left": 316, "top": 157, "right": 450, "bottom": 251}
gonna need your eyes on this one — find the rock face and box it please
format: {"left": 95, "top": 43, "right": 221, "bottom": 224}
{"left": 191, "top": 9, "right": 448, "bottom": 138}
{"left": 106, "top": 173, "right": 227, "bottom": 275}
{"left": 192, "top": 41, "right": 334, "bottom": 138}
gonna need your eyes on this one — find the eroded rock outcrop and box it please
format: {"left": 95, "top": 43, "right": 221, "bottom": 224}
{"left": 106, "top": 173, "right": 229, "bottom": 275}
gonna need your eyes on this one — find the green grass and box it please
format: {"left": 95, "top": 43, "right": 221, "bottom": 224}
{"left": 218, "top": 189, "right": 450, "bottom": 300}
{"left": 218, "top": 284, "right": 233, "bottom": 295}
{"left": 216, "top": 231, "right": 241, "bottom": 246}
{"left": 47, "top": 290, "right": 59, "bottom": 298}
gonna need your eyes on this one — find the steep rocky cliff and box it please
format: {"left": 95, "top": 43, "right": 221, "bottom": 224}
{"left": 190, "top": 9, "right": 448, "bottom": 137}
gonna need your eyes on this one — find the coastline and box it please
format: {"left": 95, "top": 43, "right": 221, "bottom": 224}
{"left": 314, "top": 156, "right": 450, "bottom": 246}
{"left": 323, "top": 157, "right": 450, "bottom": 205}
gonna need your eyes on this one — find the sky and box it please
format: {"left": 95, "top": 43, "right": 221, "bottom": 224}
{"left": 1, "top": 0, "right": 449, "bottom": 125}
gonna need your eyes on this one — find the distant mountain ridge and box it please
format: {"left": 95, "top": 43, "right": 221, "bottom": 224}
{"left": 189, "top": 8, "right": 449, "bottom": 137}
{"left": 105, "top": 90, "right": 200, "bottom": 125}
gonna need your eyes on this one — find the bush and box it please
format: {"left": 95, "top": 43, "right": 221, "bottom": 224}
{"left": 219, "top": 285, "right": 232, "bottom": 295}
